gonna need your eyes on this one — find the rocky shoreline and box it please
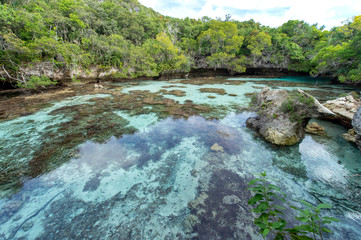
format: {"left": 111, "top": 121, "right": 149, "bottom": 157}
{"left": 246, "top": 86, "right": 361, "bottom": 153}
{"left": 0, "top": 62, "right": 322, "bottom": 91}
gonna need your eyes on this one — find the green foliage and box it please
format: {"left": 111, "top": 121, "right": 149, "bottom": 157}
{"left": 143, "top": 32, "right": 190, "bottom": 73}
{"left": 310, "top": 15, "right": 361, "bottom": 83}
{"left": 0, "top": 0, "right": 360, "bottom": 85}
{"left": 279, "top": 92, "right": 314, "bottom": 123}
{"left": 197, "top": 20, "right": 242, "bottom": 55}
{"left": 17, "top": 75, "right": 57, "bottom": 89}
{"left": 248, "top": 172, "right": 339, "bottom": 239}
{"left": 245, "top": 30, "right": 272, "bottom": 57}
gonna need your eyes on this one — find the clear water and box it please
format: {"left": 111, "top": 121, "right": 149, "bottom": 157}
{"left": 0, "top": 77, "right": 360, "bottom": 239}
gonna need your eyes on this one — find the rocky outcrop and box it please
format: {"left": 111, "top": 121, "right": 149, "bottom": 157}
{"left": 323, "top": 95, "right": 361, "bottom": 127}
{"left": 305, "top": 122, "right": 326, "bottom": 136}
{"left": 246, "top": 87, "right": 334, "bottom": 145}
{"left": 342, "top": 129, "right": 356, "bottom": 143}
{"left": 352, "top": 107, "right": 361, "bottom": 153}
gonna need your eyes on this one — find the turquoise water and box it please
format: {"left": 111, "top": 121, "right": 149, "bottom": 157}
{"left": 0, "top": 77, "right": 360, "bottom": 239}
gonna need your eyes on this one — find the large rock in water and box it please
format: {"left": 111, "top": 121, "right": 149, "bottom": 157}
{"left": 352, "top": 106, "right": 361, "bottom": 153}
{"left": 323, "top": 95, "right": 361, "bottom": 127}
{"left": 246, "top": 87, "right": 334, "bottom": 145}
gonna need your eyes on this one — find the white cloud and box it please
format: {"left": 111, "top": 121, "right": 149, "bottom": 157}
{"left": 138, "top": 0, "right": 361, "bottom": 29}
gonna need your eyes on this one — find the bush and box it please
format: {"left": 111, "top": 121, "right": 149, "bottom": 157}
{"left": 17, "top": 75, "right": 57, "bottom": 89}
{"left": 247, "top": 172, "right": 339, "bottom": 239}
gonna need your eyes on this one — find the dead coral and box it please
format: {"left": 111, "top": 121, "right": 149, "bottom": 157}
{"left": 200, "top": 88, "right": 227, "bottom": 95}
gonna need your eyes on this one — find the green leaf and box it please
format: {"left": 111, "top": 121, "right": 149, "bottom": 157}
{"left": 295, "top": 217, "right": 309, "bottom": 223}
{"left": 263, "top": 228, "right": 270, "bottom": 238}
{"left": 293, "top": 224, "right": 314, "bottom": 232}
{"left": 316, "top": 203, "right": 332, "bottom": 209}
{"left": 290, "top": 205, "right": 299, "bottom": 210}
{"left": 255, "top": 222, "right": 266, "bottom": 229}
{"left": 322, "top": 227, "right": 332, "bottom": 233}
{"left": 248, "top": 194, "right": 264, "bottom": 205}
{"left": 274, "top": 209, "right": 284, "bottom": 215}
{"left": 248, "top": 186, "right": 263, "bottom": 193}
{"left": 268, "top": 184, "right": 281, "bottom": 192}
{"left": 298, "top": 200, "right": 313, "bottom": 208}
{"left": 248, "top": 178, "right": 262, "bottom": 185}
{"left": 255, "top": 202, "right": 269, "bottom": 212}
{"left": 322, "top": 217, "right": 339, "bottom": 222}
{"left": 274, "top": 204, "right": 286, "bottom": 210}
{"left": 272, "top": 221, "right": 283, "bottom": 229}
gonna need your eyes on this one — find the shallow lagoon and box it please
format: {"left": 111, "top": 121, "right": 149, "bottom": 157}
{"left": 0, "top": 76, "right": 360, "bottom": 239}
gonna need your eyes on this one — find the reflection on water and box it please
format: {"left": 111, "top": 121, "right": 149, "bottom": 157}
{"left": 0, "top": 76, "right": 360, "bottom": 239}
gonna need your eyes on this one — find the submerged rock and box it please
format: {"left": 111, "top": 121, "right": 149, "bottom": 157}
{"left": 210, "top": 143, "right": 224, "bottom": 152}
{"left": 246, "top": 87, "right": 334, "bottom": 145}
{"left": 199, "top": 88, "right": 227, "bottom": 95}
{"left": 323, "top": 95, "right": 361, "bottom": 127}
{"left": 305, "top": 122, "right": 326, "bottom": 136}
{"left": 222, "top": 195, "right": 241, "bottom": 205}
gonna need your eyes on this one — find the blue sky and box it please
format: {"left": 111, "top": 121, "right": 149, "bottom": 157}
{"left": 138, "top": 0, "right": 361, "bottom": 29}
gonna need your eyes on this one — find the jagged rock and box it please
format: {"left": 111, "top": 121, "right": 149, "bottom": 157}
{"left": 305, "top": 122, "right": 326, "bottom": 136}
{"left": 246, "top": 87, "right": 335, "bottom": 145}
{"left": 323, "top": 95, "right": 361, "bottom": 127}
{"left": 94, "top": 84, "right": 103, "bottom": 89}
{"left": 352, "top": 107, "right": 361, "bottom": 153}
{"left": 211, "top": 143, "right": 224, "bottom": 152}
{"left": 342, "top": 129, "right": 356, "bottom": 143}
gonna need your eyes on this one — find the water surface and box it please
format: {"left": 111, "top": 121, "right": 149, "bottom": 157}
{"left": 0, "top": 76, "right": 360, "bottom": 239}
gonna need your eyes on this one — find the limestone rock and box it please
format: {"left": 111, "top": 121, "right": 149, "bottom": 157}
{"left": 353, "top": 106, "right": 361, "bottom": 134}
{"left": 211, "top": 143, "right": 224, "bottom": 152}
{"left": 94, "top": 84, "right": 104, "bottom": 89}
{"left": 298, "top": 89, "right": 335, "bottom": 117}
{"left": 246, "top": 87, "right": 334, "bottom": 146}
{"left": 342, "top": 129, "right": 356, "bottom": 143}
{"left": 323, "top": 95, "right": 361, "bottom": 127}
{"left": 352, "top": 106, "right": 361, "bottom": 153}
{"left": 305, "top": 122, "right": 326, "bottom": 136}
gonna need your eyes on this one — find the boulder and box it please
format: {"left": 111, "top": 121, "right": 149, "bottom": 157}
{"left": 94, "top": 84, "right": 103, "bottom": 89}
{"left": 352, "top": 106, "right": 361, "bottom": 153}
{"left": 342, "top": 129, "right": 356, "bottom": 143}
{"left": 323, "top": 95, "right": 361, "bottom": 127}
{"left": 246, "top": 87, "right": 334, "bottom": 145}
{"left": 305, "top": 122, "right": 326, "bottom": 136}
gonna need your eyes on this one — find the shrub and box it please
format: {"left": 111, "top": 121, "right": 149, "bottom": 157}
{"left": 247, "top": 172, "right": 339, "bottom": 239}
{"left": 17, "top": 75, "right": 57, "bottom": 89}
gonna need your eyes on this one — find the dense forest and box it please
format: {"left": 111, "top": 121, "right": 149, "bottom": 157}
{"left": 0, "top": 0, "right": 360, "bottom": 88}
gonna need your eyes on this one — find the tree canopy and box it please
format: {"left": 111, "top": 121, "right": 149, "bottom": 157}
{"left": 0, "top": 0, "right": 360, "bottom": 88}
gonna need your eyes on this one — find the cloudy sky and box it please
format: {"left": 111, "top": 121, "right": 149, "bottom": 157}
{"left": 138, "top": 0, "right": 361, "bottom": 29}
